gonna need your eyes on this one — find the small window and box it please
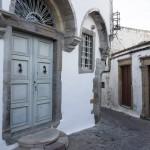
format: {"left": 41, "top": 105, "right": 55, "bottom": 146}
{"left": 79, "top": 28, "right": 95, "bottom": 73}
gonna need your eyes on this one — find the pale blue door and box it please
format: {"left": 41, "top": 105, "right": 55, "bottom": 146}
{"left": 11, "top": 33, "right": 53, "bottom": 132}
{"left": 33, "top": 37, "right": 53, "bottom": 125}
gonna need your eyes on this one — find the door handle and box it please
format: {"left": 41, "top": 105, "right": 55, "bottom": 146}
{"left": 43, "top": 66, "right": 47, "bottom": 74}
{"left": 18, "top": 63, "right": 23, "bottom": 73}
{"left": 33, "top": 81, "right": 37, "bottom": 91}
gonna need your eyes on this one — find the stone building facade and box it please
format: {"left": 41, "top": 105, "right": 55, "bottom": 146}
{"left": 102, "top": 27, "right": 150, "bottom": 118}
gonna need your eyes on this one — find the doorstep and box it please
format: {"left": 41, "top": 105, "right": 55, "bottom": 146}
{"left": 14, "top": 128, "right": 68, "bottom": 150}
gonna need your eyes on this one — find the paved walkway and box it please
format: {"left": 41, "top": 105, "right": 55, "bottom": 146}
{"left": 68, "top": 108, "right": 150, "bottom": 150}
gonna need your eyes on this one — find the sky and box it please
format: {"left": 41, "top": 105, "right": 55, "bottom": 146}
{"left": 113, "top": 0, "right": 150, "bottom": 30}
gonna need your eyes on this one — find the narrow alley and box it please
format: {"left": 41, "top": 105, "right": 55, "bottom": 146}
{"left": 68, "top": 108, "right": 150, "bottom": 150}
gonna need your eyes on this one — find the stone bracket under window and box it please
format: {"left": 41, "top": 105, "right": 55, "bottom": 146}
{"left": 65, "top": 35, "right": 81, "bottom": 52}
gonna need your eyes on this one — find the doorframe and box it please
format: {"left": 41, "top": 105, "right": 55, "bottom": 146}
{"left": 140, "top": 57, "right": 150, "bottom": 118}
{"left": 118, "top": 58, "right": 133, "bottom": 109}
{"left": 1, "top": 10, "right": 64, "bottom": 143}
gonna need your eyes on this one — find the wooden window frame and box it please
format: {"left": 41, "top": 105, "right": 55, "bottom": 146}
{"left": 79, "top": 28, "right": 95, "bottom": 74}
{"left": 118, "top": 58, "right": 133, "bottom": 109}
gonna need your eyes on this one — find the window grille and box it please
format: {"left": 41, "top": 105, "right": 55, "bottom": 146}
{"left": 80, "top": 33, "right": 94, "bottom": 71}
{"left": 15, "top": 0, "right": 55, "bottom": 27}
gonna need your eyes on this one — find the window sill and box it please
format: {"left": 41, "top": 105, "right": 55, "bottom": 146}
{"left": 79, "top": 68, "right": 94, "bottom": 74}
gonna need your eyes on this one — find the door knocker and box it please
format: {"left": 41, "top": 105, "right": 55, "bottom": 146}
{"left": 43, "top": 66, "right": 47, "bottom": 74}
{"left": 18, "top": 63, "right": 23, "bottom": 73}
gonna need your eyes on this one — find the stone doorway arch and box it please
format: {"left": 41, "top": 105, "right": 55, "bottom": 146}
{"left": 0, "top": 0, "right": 81, "bottom": 143}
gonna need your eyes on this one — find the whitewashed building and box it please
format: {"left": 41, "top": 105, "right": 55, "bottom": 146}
{"left": 0, "top": 0, "right": 112, "bottom": 149}
{"left": 102, "top": 27, "right": 150, "bottom": 118}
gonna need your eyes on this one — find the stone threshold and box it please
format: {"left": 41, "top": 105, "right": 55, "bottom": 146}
{"left": 14, "top": 128, "right": 68, "bottom": 150}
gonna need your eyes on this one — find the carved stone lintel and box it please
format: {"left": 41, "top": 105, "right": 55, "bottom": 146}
{"left": 0, "top": 13, "right": 7, "bottom": 38}
{"left": 0, "top": 13, "right": 7, "bottom": 27}
{"left": 64, "top": 35, "right": 81, "bottom": 52}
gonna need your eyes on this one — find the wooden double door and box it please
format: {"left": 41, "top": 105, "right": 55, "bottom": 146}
{"left": 11, "top": 32, "right": 53, "bottom": 132}
{"left": 121, "top": 65, "right": 132, "bottom": 107}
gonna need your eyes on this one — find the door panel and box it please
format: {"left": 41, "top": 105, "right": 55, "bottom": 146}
{"left": 37, "top": 84, "right": 50, "bottom": 99}
{"left": 11, "top": 84, "right": 28, "bottom": 103}
{"left": 36, "top": 102, "right": 52, "bottom": 121}
{"left": 11, "top": 34, "right": 32, "bottom": 132}
{"left": 38, "top": 62, "right": 51, "bottom": 79}
{"left": 121, "top": 65, "right": 132, "bottom": 107}
{"left": 11, "top": 33, "right": 53, "bottom": 132}
{"left": 39, "top": 41, "right": 51, "bottom": 58}
{"left": 33, "top": 38, "right": 53, "bottom": 125}
{"left": 11, "top": 106, "right": 28, "bottom": 127}
{"left": 13, "top": 36, "right": 28, "bottom": 55}
{"left": 11, "top": 58, "right": 29, "bottom": 80}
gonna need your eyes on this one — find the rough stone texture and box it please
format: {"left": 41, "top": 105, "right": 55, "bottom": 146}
{"left": 92, "top": 59, "right": 105, "bottom": 123}
{"left": 68, "top": 108, "right": 150, "bottom": 150}
{"left": 57, "top": 132, "right": 69, "bottom": 148}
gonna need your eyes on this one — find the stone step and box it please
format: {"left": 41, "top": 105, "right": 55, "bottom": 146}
{"left": 15, "top": 128, "right": 68, "bottom": 150}
{"left": 45, "top": 142, "right": 66, "bottom": 150}
{"left": 15, "top": 142, "right": 66, "bottom": 150}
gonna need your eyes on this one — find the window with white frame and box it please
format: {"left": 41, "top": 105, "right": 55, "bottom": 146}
{"left": 79, "top": 28, "right": 95, "bottom": 73}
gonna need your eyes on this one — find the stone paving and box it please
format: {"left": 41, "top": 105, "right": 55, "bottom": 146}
{"left": 68, "top": 108, "right": 150, "bottom": 150}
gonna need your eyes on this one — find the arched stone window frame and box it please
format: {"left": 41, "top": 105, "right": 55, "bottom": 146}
{"left": 79, "top": 9, "right": 109, "bottom": 74}
{"left": 78, "top": 9, "right": 110, "bottom": 122}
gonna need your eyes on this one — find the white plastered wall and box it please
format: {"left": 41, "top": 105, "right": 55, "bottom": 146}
{"left": 71, "top": 0, "right": 112, "bottom": 36}
{"left": 1, "top": 0, "right": 11, "bottom": 11}
{"left": 58, "top": 15, "right": 101, "bottom": 134}
{"left": 57, "top": 0, "right": 112, "bottom": 134}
